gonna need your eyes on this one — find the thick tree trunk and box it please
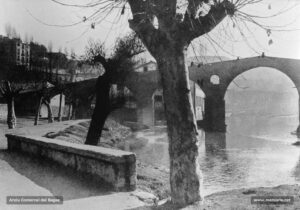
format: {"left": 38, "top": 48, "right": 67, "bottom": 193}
{"left": 44, "top": 100, "right": 54, "bottom": 123}
{"left": 127, "top": 0, "right": 233, "bottom": 206}
{"left": 7, "top": 96, "right": 16, "bottom": 129}
{"left": 34, "top": 96, "right": 43, "bottom": 125}
{"left": 156, "top": 46, "right": 201, "bottom": 206}
{"left": 85, "top": 74, "right": 111, "bottom": 145}
{"left": 58, "top": 93, "right": 63, "bottom": 121}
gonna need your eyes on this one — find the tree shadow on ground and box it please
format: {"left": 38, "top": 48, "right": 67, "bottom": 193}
{"left": 0, "top": 150, "right": 113, "bottom": 201}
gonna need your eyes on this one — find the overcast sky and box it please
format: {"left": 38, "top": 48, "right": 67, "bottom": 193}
{"left": 1, "top": 0, "right": 300, "bottom": 60}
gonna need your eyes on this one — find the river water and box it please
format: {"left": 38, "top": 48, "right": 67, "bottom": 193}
{"left": 126, "top": 87, "right": 300, "bottom": 196}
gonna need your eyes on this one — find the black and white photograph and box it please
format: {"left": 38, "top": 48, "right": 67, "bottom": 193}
{"left": 1, "top": 0, "right": 300, "bottom": 209}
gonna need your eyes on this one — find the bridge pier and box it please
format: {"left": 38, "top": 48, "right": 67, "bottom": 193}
{"left": 202, "top": 95, "right": 226, "bottom": 132}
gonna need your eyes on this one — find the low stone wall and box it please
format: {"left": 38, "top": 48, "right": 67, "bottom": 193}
{"left": 6, "top": 134, "right": 136, "bottom": 191}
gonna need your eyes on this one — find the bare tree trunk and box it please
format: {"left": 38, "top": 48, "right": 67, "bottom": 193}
{"left": 7, "top": 96, "right": 16, "bottom": 129}
{"left": 71, "top": 100, "right": 77, "bottom": 120}
{"left": 44, "top": 100, "right": 54, "bottom": 123}
{"left": 56, "top": 68, "right": 59, "bottom": 83}
{"left": 85, "top": 74, "right": 110, "bottom": 145}
{"left": 58, "top": 93, "right": 63, "bottom": 121}
{"left": 68, "top": 103, "right": 72, "bottom": 120}
{"left": 155, "top": 47, "right": 201, "bottom": 206}
{"left": 34, "top": 96, "right": 43, "bottom": 125}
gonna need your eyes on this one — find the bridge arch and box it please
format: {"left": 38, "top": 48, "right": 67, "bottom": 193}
{"left": 223, "top": 65, "right": 300, "bottom": 99}
{"left": 189, "top": 57, "right": 300, "bottom": 133}
{"left": 225, "top": 67, "right": 299, "bottom": 133}
{"left": 225, "top": 66, "right": 298, "bottom": 96}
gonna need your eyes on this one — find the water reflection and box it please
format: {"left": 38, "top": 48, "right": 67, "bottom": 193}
{"left": 124, "top": 128, "right": 169, "bottom": 167}
{"left": 200, "top": 130, "right": 252, "bottom": 194}
{"left": 202, "top": 132, "right": 228, "bottom": 175}
{"left": 127, "top": 113, "right": 300, "bottom": 195}
{"left": 204, "top": 132, "right": 226, "bottom": 157}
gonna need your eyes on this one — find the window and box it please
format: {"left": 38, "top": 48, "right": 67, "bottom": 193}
{"left": 154, "top": 95, "right": 163, "bottom": 102}
{"left": 143, "top": 66, "right": 148, "bottom": 72}
{"left": 154, "top": 94, "right": 164, "bottom": 109}
{"left": 197, "top": 63, "right": 203, "bottom": 67}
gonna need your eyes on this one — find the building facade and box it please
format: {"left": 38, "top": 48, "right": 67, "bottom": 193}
{"left": 0, "top": 36, "right": 30, "bottom": 67}
{"left": 15, "top": 39, "right": 30, "bottom": 66}
{"left": 134, "top": 61, "right": 157, "bottom": 72}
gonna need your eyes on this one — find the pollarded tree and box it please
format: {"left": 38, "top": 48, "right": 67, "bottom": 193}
{"left": 0, "top": 80, "right": 35, "bottom": 129}
{"left": 0, "top": 81, "right": 22, "bottom": 129}
{"left": 33, "top": 82, "right": 58, "bottom": 125}
{"left": 84, "top": 33, "right": 145, "bottom": 145}
{"left": 125, "top": 0, "right": 236, "bottom": 206}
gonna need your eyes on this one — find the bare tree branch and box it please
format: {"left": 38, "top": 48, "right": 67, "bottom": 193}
{"left": 181, "top": 0, "right": 236, "bottom": 42}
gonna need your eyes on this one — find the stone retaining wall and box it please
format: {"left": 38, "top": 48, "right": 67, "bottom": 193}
{"left": 6, "top": 134, "right": 136, "bottom": 191}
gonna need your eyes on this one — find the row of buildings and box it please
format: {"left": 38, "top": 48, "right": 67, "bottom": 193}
{"left": 0, "top": 35, "right": 101, "bottom": 82}
{"left": 0, "top": 35, "right": 30, "bottom": 67}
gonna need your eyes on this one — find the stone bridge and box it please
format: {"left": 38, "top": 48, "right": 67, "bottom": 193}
{"left": 125, "top": 56, "right": 300, "bottom": 133}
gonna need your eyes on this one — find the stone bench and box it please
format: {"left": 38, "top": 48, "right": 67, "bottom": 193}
{"left": 6, "top": 134, "right": 136, "bottom": 191}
